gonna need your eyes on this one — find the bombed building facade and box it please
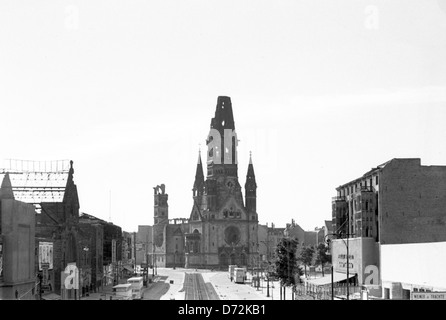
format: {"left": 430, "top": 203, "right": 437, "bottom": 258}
{"left": 151, "top": 96, "right": 260, "bottom": 269}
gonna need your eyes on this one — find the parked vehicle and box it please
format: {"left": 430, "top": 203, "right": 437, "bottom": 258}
{"left": 228, "top": 265, "right": 237, "bottom": 280}
{"left": 127, "top": 276, "right": 144, "bottom": 300}
{"left": 112, "top": 283, "right": 133, "bottom": 300}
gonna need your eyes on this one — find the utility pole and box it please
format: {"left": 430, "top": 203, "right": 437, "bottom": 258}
{"left": 346, "top": 211, "right": 352, "bottom": 301}
{"left": 133, "top": 232, "right": 137, "bottom": 276}
{"left": 325, "top": 212, "right": 354, "bottom": 301}
{"left": 331, "top": 265, "right": 334, "bottom": 300}
{"left": 152, "top": 243, "right": 155, "bottom": 277}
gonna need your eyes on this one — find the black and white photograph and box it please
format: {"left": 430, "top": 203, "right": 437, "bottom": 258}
{"left": 0, "top": 0, "right": 446, "bottom": 310}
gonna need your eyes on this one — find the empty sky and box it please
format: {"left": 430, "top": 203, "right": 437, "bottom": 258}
{"left": 1, "top": 0, "right": 446, "bottom": 232}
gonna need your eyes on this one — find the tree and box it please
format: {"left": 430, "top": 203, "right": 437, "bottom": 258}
{"left": 298, "top": 245, "right": 315, "bottom": 278}
{"left": 315, "top": 243, "right": 331, "bottom": 277}
{"left": 274, "top": 237, "right": 303, "bottom": 300}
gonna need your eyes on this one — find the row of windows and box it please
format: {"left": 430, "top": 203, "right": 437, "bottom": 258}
{"left": 341, "top": 176, "right": 379, "bottom": 196}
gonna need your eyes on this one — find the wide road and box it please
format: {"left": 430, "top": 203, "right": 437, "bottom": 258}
{"left": 142, "top": 276, "right": 170, "bottom": 300}
{"left": 183, "top": 273, "right": 220, "bottom": 300}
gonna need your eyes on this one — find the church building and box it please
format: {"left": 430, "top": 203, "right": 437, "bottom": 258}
{"left": 151, "top": 96, "right": 259, "bottom": 269}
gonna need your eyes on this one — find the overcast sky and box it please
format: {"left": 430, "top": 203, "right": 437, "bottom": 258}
{"left": 1, "top": 0, "right": 446, "bottom": 233}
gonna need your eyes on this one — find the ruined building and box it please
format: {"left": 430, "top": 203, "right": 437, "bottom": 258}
{"left": 151, "top": 96, "right": 259, "bottom": 269}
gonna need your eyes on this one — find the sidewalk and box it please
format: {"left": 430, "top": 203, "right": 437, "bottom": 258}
{"left": 81, "top": 284, "right": 115, "bottom": 300}
{"left": 201, "top": 270, "right": 315, "bottom": 300}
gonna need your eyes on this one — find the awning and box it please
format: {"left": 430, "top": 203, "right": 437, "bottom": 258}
{"left": 122, "top": 265, "right": 134, "bottom": 272}
{"left": 42, "top": 293, "right": 61, "bottom": 300}
{"left": 306, "top": 272, "right": 356, "bottom": 286}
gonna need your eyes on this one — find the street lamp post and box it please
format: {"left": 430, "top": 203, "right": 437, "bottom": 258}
{"left": 152, "top": 243, "right": 155, "bottom": 277}
{"left": 325, "top": 230, "right": 353, "bottom": 300}
{"left": 256, "top": 244, "right": 260, "bottom": 291}
{"left": 324, "top": 235, "right": 334, "bottom": 301}
{"left": 266, "top": 263, "right": 270, "bottom": 298}
{"left": 259, "top": 240, "right": 271, "bottom": 297}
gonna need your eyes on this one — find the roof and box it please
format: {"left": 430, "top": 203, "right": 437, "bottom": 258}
{"left": 41, "top": 292, "right": 62, "bottom": 300}
{"left": 337, "top": 158, "right": 423, "bottom": 190}
{"left": 113, "top": 283, "right": 132, "bottom": 288}
{"left": 80, "top": 212, "right": 111, "bottom": 225}
{"left": 121, "top": 265, "right": 134, "bottom": 272}
{"left": 0, "top": 159, "right": 73, "bottom": 204}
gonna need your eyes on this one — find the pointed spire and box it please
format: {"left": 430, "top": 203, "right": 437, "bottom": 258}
{"left": 198, "top": 146, "right": 202, "bottom": 165}
{"left": 193, "top": 149, "right": 204, "bottom": 192}
{"left": 0, "top": 172, "right": 15, "bottom": 200}
{"left": 247, "top": 152, "right": 255, "bottom": 179}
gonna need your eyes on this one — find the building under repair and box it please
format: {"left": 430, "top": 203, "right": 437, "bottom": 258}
{"left": 0, "top": 159, "right": 83, "bottom": 299}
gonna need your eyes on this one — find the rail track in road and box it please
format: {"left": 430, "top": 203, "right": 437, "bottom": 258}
{"left": 184, "top": 273, "right": 220, "bottom": 300}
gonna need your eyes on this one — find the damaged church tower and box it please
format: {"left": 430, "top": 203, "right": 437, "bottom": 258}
{"left": 152, "top": 96, "right": 259, "bottom": 269}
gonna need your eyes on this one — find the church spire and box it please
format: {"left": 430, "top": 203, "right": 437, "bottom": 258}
{"left": 246, "top": 151, "right": 255, "bottom": 179}
{"left": 193, "top": 149, "right": 205, "bottom": 196}
{"left": 245, "top": 152, "right": 257, "bottom": 213}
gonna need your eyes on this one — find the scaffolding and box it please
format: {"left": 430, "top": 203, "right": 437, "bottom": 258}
{"left": 0, "top": 159, "right": 72, "bottom": 213}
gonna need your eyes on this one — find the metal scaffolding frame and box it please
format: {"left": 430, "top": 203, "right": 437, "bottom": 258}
{"left": 0, "top": 159, "right": 72, "bottom": 212}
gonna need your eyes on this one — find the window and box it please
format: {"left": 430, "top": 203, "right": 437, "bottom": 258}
{"left": 376, "top": 176, "right": 379, "bottom": 185}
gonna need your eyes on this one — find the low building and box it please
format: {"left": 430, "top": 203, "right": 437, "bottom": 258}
{"left": 0, "top": 174, "right": 36, "bottom": 300}
{"left": 136, "top": 225, "right": 153, "bottom": 268}
{"left": 380, "top": 241, "right": 446, "bottom": 299}
{"left": 79, "top": 213, "right": 122, "bottom": 286}
{"left": 331, "top": 158, "right": 446, "bottom": 299}
{"left": 1, "top": 160, "right": 81, "bottom": 300}
{"left": 121, "top": 231, "right": 135, "bottom": 275}
{"left": 78, "top": 216, "right": 104, "bottom": 294}
{"left": 265, "top": 223, "right": 285, "bottom": 262}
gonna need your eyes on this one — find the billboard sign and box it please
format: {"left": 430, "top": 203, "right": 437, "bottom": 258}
{"left": 411, "top": 292, "right": 446, "bottom": 300}
{"left": 39, "top": 242, "right": 54, "bottom": 270}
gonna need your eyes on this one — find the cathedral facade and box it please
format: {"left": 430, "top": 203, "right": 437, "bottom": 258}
{"left": 152, "top": 96, "right": 259, "bottom": 270}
